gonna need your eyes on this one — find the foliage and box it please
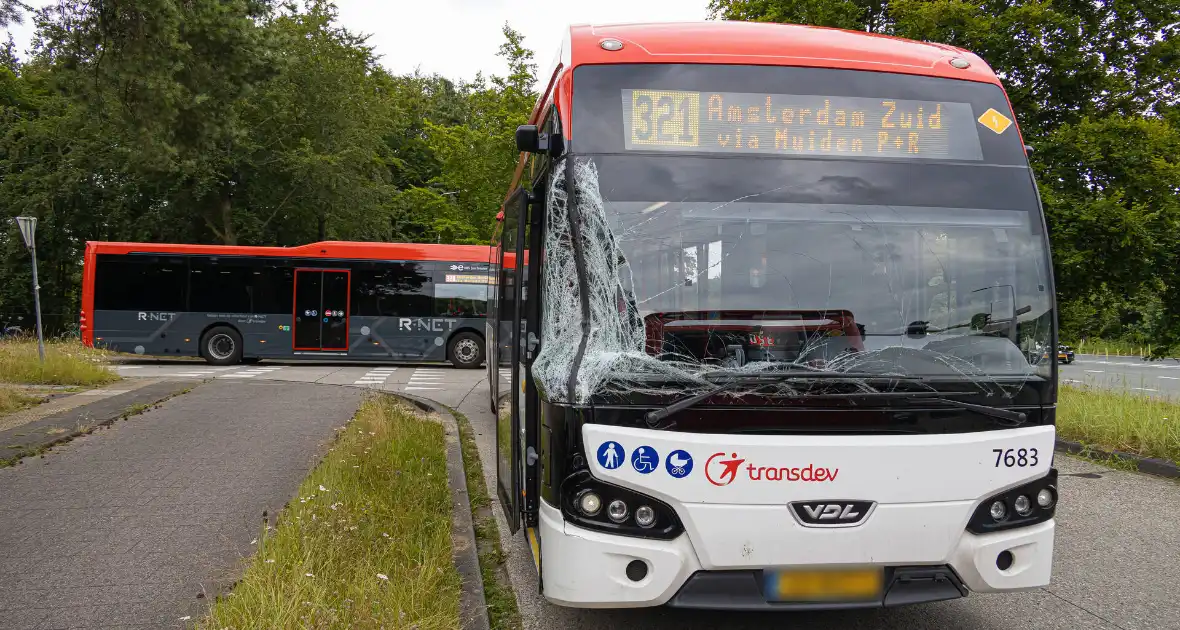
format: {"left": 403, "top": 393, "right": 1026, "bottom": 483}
{"left": 0, "top": 2, "right": 536, "bottom": 332}
{"left": 710, "top": 0, "right": 1180, "bottom": 353}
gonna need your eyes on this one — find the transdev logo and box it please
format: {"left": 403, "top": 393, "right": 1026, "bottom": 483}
{"left": 705, "top": 452, "right": 839, "bottom": 486}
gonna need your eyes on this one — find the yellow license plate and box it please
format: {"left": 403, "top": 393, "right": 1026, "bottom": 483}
{"left": 765, "top": 568, "right": 883, "bottom": 602}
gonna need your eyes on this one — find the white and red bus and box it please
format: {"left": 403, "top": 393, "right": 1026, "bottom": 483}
{"left": 489, "top": 21, "right": 1058, "bottom": 610}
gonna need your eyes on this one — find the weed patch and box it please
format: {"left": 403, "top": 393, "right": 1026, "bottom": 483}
{"left": 0, "top": 338, "right": 118, "bottom": 386}
{"left": 0, "top": 386, "right": 45, "bottom": 415}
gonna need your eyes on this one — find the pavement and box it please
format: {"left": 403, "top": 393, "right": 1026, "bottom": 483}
{"left": 0, "top": 379, "right": 363, "bottom": 629}
{"left": 456, "top": 373, "right": 1180, "bottom": 630}
{"left": 1060, "top": 354, "right": 1180, "bottom": 398}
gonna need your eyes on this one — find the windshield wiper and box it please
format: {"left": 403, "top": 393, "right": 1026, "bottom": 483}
{"left": 922, "top": 397, "right": 1027, "bottom": 426}
{"left": 642, "top": 371, "right": 920, "bottom": 427}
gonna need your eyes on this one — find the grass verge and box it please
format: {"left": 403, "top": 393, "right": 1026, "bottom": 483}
{"left": 453, "top": 408, "right": 521, "bottom": 630}
{"left": 202, "top": 395, "right": 460, "bottom": 630}
{"left": 0, "top": 338, "right": 119, "bottom": 386}
{"left": 0, "top": 386, "right": 47, "bottom": 415}
{"left": 1058, "top": 385, "right": 1180, "bottom": 465}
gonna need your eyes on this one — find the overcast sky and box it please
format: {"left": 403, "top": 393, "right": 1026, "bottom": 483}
{"left": 3, "top": 1, "right": 712, "bottom": 81}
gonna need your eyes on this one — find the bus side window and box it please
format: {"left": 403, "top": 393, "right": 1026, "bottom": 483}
{"left": 250, "top": 264, "right": 294, "bottom": 315}
{"left": 94, "top": 256, "right": 185, "bottom": 312}
{"left": 434, "top": 282, "right": 488, "bottom": 317}
{"left": 352, "top": 263, "right": 433, "bottom": 317}
{"left": 190, "top": 258, "right": 253, "bottom": 314}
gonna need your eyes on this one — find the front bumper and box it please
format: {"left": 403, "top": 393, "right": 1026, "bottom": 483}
{"left": 538, "top": 500, "right": 1054, "bottom": 609}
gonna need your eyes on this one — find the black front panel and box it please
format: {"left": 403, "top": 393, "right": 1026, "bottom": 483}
{"left": 321, "top": 270, "right": 350, "bottom": 350}
{"left": 293, "top": 270, "right": 323, "bottom": 349}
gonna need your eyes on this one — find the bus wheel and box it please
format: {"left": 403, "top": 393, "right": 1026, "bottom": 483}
{"left": 449, "top": 332, "right": 485, "bottom": 369}
{"left": 201, "top": 326, "right": 243, "bottom": 366}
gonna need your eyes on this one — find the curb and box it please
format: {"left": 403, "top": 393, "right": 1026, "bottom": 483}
{"left": 1055, "top": 439, "right": 1180, "bottom": 479}
{"left": 396, "top": 392, "right": 491, "bottom": 630}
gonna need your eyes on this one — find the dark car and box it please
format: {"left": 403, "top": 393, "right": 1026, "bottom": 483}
{"left": 1057, "top": 345, "right": 1075, "bottom": 364}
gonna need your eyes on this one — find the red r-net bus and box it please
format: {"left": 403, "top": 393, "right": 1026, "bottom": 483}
{"left": 81, "top": 241, "right": 493, "bottom": 367}
{"left": 490, "top": 22, "right": 1058, "bottom": 610}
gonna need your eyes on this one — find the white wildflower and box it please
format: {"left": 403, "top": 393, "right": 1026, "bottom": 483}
{"left": 265, "top": 559, "right": 275, "bottom": 564}
{"left": 250, "top": 538, "right": 258, "bottom": 545}
{"left": 377, "top": 573, "right": 389, "bottom": 581}
{"left": 305, "top": 573, "right": 314, "bottom": 578}
{"left": 319, "top": 485, "right": 328, "bottom": 492}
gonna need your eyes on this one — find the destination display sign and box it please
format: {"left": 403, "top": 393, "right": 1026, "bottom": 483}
{"left": 621, "top": 89, "right": 985, "bottom": 161}
{"left": 445, "top": 274, "right": 492, "bottom": 284}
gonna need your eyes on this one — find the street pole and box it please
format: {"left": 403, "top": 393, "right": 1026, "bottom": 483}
{"left": 15, "top": 217, "right": 45, "bottom": 363}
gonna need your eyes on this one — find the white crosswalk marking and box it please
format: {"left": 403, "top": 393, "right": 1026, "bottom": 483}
{"left": 218, "top": 366, "right": 284, "bottom": 379}
{"left": 354, "top": 367, "right": 397, "bottom": 387}
{"left": 406, "top": 367, "right": 446, "bottom": 390}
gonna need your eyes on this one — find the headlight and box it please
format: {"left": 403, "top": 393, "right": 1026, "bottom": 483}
{"left": 578, "top": 491, "right": 601, "bottom": 516}
{"left": 560, "top": 470, "right": 683, "bottom": 539}
{"left": 1036, "top": 488, "right": 1055, "bottom": 508}
{"left": 967, "top": 469, "right": 1058, "bottom": 534}
{"left": 635, "top": 505, "right": 656, "bottom": 528}
{"left": 607, "top": 499, "right": 629, "bottom": 523}
{"left": 1014, "top": 494, "right": 1032, "bottom": 516}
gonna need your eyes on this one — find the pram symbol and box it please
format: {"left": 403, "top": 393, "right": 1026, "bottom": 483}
{"left": 665, "top": 450, "right": 694, "bottom": 478}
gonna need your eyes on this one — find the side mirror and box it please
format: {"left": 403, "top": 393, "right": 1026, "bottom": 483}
{"left": 516, "top": 125, "right": 546, "bottom": 153}
{"left": 515, "top": 124, "right": 565, "bottom": 157}
{"left": 1024, "top": 144, "right": 1034, "bottom": 155}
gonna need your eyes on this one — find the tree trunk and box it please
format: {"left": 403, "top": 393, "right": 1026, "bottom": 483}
{"left": 220, "top": 186, "right": 237, "bottom": 245}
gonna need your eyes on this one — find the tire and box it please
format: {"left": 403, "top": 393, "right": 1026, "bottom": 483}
{"left": 1065, "top": 358, "right": 1074, "bottom": 365}
{"left": 449, "top": 332, "right": 485, "bottom": 369}
{"left": 201, "top": 326, "right": 243, "bottom": 366}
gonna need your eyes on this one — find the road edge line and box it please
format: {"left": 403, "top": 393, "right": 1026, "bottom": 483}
{"left": 1055, "top": 439, "right": 1180, "bottom": 479}
{"left": 396, "top": 392, "right": 492, "bottom": 630}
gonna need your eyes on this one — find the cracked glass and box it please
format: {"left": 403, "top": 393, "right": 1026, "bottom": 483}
{"left": 532, "top": 64, "right": 1054, "bottom": 406}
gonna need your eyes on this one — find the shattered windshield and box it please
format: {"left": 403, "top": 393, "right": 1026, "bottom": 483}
{"left": 531, "top": 64, "right": 1054, "bottom": 404}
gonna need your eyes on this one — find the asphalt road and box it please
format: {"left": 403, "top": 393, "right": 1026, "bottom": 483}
{"left": 458, "top": 373, "right": 1180, "bottom": 630}
{"left": 1060, "top": 354, "right": 1180, "bottom": 398}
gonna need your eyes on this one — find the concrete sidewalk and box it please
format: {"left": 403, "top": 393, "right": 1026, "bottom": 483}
{"left": 0, "top": 380, "right": 363, "bottom": 629}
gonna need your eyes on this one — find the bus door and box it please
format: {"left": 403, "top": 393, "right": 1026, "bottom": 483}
{"left": 293, "top": 269, "right": 351, "bottom": 352}
{"left": 496, "top": 188, "right": 528, "bottom": 533}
